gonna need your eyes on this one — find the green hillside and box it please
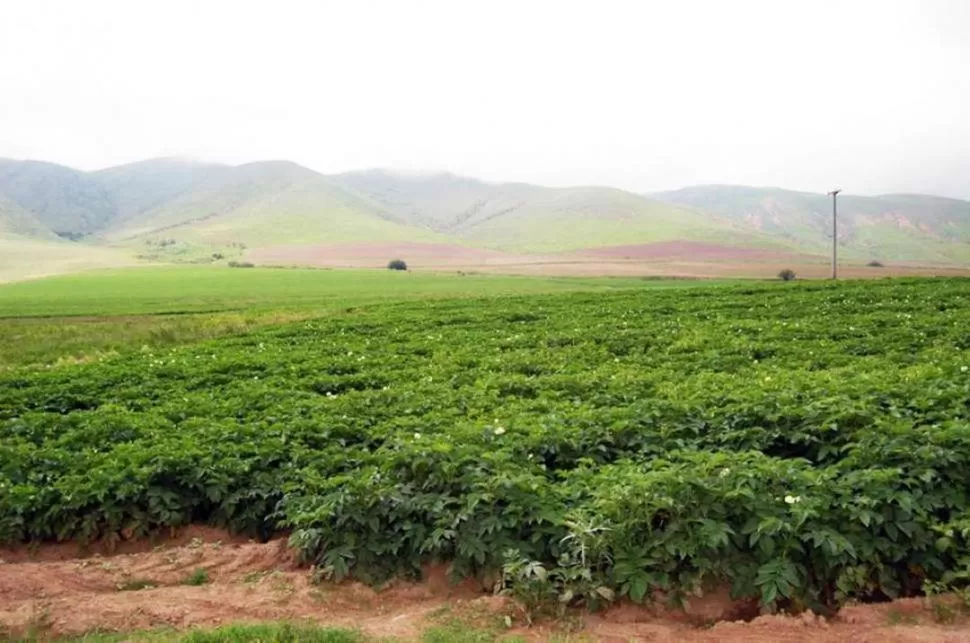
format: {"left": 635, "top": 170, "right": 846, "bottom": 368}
{"left": 335, "top": 170, "right": 763, "bottom": 252}
{"left": 334, "top": 169, "right": 543, "bottom": 229}
{"left": 652, "top": 185, "right": 970, "bottom": 263}
{"left": 101, "top": 161, "right": 448, "bottom": 249}
{"left": 0, "top": 194, "right": 57, "bottom": 240}
{"left": 0, "top": 159, "right": 114, "bottom": 237}
{"left": 453, "top": 185, "right": 758, "bottom": 252}
{"left": 3, "top": 157, "right": 970, "bottom": 276}
{"left": 93, "top": 157, "right": 222, "bottom": 222}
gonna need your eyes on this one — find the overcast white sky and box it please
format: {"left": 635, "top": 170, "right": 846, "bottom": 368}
{"left": 2, "top": 0, "right": 969, "bottom": 197}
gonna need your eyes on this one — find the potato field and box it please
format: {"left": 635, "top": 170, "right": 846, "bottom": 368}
{"left": 3, "top": 277, "right": 970, "bottom": 613}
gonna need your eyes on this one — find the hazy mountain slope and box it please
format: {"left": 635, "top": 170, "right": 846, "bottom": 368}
{"left": 456, "top": 185, "right": 765, "bottom": 252}
{"left": 0, "top": 194, "right": 57, "bottom": 240}
{"left": 652, "top": 185, "right": 970, "bottom": 263}
{"left": 333, "top": 169, "right": 543, "bottom": 230}
{"left": 0, "top": 159, "right": 114, "bottom": 237}
{"left": 93, "top": 157, "right": 224, "bottom": 222}
{"left": 4, "top": 156, "right": 969, "bottom": 265}
{"left": 335, "top": 170, "right": 767, "bottom": 252}
{"left": 102, "top": 161, "right": 448, "bottom": 246}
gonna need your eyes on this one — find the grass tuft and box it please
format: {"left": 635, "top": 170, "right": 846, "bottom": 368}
{"left": 182, "top": 568, "right": 210, "bottom": 586}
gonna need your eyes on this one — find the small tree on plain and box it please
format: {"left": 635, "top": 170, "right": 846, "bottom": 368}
{"left": 778, "top": 268, "right": 796, "bottom": 281}
{"left": 387, "top": 259, "right": 408, "bottom": 271}
{"left": 867, "top": 260, "right": 885, "bottom": 268}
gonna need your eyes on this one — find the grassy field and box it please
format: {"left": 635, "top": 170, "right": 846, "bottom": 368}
{"left": 0, "top": 237, "right": 138, "bottom": 284}
{"left": 0, "top": 266, "right": 725, "bottom": 368}
{"left": 0, "top": 266, "right": 706, "bottom": 317}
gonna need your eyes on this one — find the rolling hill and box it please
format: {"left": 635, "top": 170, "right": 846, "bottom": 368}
{"left": 2, "top": 156, "right": 970, "bottom": 278}
{"left": 333, "top": 170, "right": 761, "bottom": 252}
{"left": 0, "top": 159, "right": 115, "bottom": 238}
{"left": 652, "top": 185, "right": 970, "bottom": 264}
{"left": 0, "top": 193, "right": 57, "bottom": 241}
{"left": 92, "top": 157, "right": 223, "bottom": 224}
{"left": 1, "top": 158, "right": 757, "bottom": 255}
{"left": 98, "top": 161, "right": 448, "bottom": 249}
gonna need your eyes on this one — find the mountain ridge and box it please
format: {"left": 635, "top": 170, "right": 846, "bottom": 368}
{"left": 651, "top": 184, "right": 970, "bottom": 263}
{"left": 1, "top": 157, "right": 969, "bottom": 265}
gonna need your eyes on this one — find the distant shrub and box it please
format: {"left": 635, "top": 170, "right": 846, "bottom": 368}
{"left": 211, "top": 252, "right": 225, "bottom": 261}
{"left": 146, "top": 238, "right": 178, "bottom": 247}
{"left": 55, "top": 231, "right": 84, "bottom": 241}
{"left": 867, "top": 260, "right": 885, "bottom": 268}
{"left": 387, "top": 259, "right": 408, "bottom": 271}
{"left": 778, "top": 269, "right": 797, "bottom": 281}
{"left": 228, "top": 261, "right": 255, "bottom": 268}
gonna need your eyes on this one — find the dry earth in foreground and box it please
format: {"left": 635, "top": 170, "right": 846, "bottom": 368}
{"left": 3, "top": 528, "right": 970, "bottom": 641}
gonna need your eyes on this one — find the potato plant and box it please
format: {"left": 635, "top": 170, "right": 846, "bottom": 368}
{"left": 2, "top": 278, "right": 970, "bottom": 610}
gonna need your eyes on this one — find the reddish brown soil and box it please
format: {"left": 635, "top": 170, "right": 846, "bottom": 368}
{"left": 247, "top": 242, "right": 527, "bottom": 268}
{"left": 571, "top": 240, "right": 812, "bottom": 262}
{"left": 245, "top": 241, "right": 970, "bottom": 280}
{"left": 4, "top": 530, "right": 970, "bottom": 641}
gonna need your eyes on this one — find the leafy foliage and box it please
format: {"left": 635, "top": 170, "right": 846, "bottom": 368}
{"left": 387, "top": 259, "right": 408, "bottom": 271}
{"left": 3, "top": 278, "right": 970, "bottom": 610}
{"left": 183, "top": 568, "right": 211, "bottom": 586}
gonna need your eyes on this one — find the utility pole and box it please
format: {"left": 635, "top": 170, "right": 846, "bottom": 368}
{"left": 828, "top": 189, "right": 841, "bottom": 280}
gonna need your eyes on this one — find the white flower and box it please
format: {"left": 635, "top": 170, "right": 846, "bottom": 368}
{"left": 494, "top": 426, "right": 506, "bottom": 436}
{"left": 784, "top": 495, "right": 801, "bottom": 505}
{"left": 962, "top": 366, "right": 968, "bottom": 373}
{"left": 719, "top": 468, "right": 731, "bottom": 478}
{"left": 414, "top": 432, "right": 422, "bottom": 439}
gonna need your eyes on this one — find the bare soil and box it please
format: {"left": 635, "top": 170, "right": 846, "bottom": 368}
{"left": 571, "top": 241, "right": 813, "bottom": 262}
{"left": 246, "top": 242, "right": 526, "bottom": 268}
{"left": 245, "top": 241, "right": 970, "bottom": 280}
{"left": 4, "top": 529, "right": 970, "bottom": 641}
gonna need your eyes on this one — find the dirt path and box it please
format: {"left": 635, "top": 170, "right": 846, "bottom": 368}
{"left": 2, "top": 529, "right": 970, "bottom": 641}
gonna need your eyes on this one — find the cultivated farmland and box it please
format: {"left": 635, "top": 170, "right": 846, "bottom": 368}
{"left": 3, "top": 276, "right": 970, "bottom": 636}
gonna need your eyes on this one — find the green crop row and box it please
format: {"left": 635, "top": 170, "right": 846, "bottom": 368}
{"left": 2, "top": 278, "right": 970, "bottom": 611}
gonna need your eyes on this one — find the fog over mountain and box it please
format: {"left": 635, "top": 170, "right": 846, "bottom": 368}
{"left": 2, "top": 0, "right": 969, "bottom": 199}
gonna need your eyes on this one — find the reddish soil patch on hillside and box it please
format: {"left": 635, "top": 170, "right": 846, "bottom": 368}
{"left": 247, "top": 242, "right": 532, "bottom": 268}
{"left": 4, "top": 529, "right": 970, "bottom": 641}
{"left": 571, "top": 241, "right": 812, "bottom": 262}
{"left": 246, "top": 240, "right": 970, "bottom": 280}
